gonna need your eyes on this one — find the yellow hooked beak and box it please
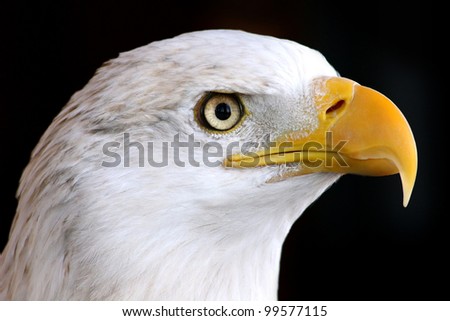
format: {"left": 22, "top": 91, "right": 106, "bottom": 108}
{"left": 224, "top": 77, "right": 417, "bottom": 206}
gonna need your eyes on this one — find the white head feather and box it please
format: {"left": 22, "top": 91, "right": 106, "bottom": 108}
{"left": 1, "top": 30, "right": 340, "bottom": 300}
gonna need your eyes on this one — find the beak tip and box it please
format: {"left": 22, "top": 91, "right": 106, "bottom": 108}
{"left": 403, "top": 194, "right": 411, "bottom": 208}
{"left": 400, "top": 170, "right": 416, "bottom": 207}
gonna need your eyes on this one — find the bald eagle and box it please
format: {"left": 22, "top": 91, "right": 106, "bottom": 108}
{"left": 0, "top": 30, "right": 416, "bottom": 300}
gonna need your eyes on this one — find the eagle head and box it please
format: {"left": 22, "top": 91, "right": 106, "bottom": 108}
{"left": 0, "top": 30, "right": 417, "bottom": 300}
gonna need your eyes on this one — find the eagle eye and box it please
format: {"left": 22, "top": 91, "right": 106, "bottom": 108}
{"left": 197, "top": 93, "right": 244, "bottom": 132}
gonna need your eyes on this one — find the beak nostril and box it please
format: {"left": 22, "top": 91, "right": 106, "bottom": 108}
{"left": 326, "top": 100, "right": 345, "bottom": 115}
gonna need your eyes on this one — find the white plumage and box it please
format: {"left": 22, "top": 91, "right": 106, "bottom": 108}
{"left": 0, "top": 30, "right": 416, "bottom": 300}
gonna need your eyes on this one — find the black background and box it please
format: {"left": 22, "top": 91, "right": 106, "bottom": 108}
{"left": 1, "top": 1, "right": 445, "bottom": 300}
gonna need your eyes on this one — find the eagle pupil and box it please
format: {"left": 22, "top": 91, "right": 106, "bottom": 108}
{"left": 215, "top": 103, "right": 232, "bottom": 120}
